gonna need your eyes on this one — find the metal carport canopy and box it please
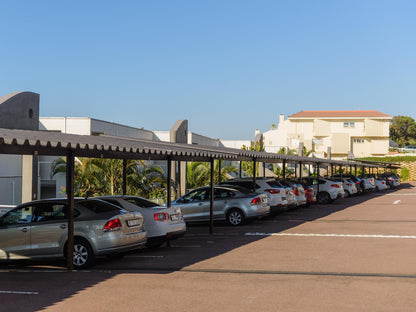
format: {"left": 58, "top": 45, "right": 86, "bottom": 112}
{"left": 0, "top": 127, "right": 380, "bottom": 270}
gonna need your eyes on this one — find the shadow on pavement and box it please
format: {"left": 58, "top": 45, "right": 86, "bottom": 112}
{"left": 0, "top": 183, "right": 413, "bottom": 312}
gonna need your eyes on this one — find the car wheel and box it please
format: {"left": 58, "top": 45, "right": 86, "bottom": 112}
{"left": 72, "top": 238, "right": 94, "bottom": 269}
{"left": 227, "top": 209, "right": 245, "bottom": 226}
{"left": 344, "top": 190, "right": 350, "bottom": 198}
{"left": 317, "top": 192, "right": 331, "bottom": 204}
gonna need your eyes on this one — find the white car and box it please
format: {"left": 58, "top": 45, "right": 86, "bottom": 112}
{"left": 98, "top": 196, "right": 186, "bottom": 249}
{"left": 278, "top": 179, "right": 307, "bottom": 207}
{"left": 359, "top": 176, "right": 376, "bottom": 192}
{"left": 301, "top": 177, "right": 344, "bottom": 204}
{"left": 220, "top": 178, "right": 289, "bottom": 214}
{"left": 332, "top": 178, "right": 358, "bottom": 197}
{"left": 374, "top": 177, "right": 388, "bottom": 191}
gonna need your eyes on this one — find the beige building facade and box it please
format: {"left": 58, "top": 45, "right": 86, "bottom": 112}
{"left": 263, "top": 110, "right": 392, "bottom": 159}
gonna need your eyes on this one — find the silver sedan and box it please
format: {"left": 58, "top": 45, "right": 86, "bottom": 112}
{"left": 172, "top": 186, "right": 270, "bottom": 226}
{"left": 0, "top": 198, "right": 147, "bottom": 269}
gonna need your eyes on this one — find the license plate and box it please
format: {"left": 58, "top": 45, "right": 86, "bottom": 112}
{"left": 127, "top": 219, "right": 141, "bottom": 227}
{"left": 170, "top": 214, "right": 180, "bottom": 221}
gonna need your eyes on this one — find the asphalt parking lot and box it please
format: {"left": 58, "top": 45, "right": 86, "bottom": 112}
{"left": 1, "top": 183, "right": 416, "bottom": 312}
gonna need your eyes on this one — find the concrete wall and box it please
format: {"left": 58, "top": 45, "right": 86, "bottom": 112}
{"left": 40, "top": 117, "right": 91, "bottom": 134}
{"left": 220, "top": 140, "right": 252, "bottom": 149}
{"left": 40, "top": 117, "right": 155, "bottom": 140}
{"left": 0, "top": 92, "right": 39, "bottom": 130}
{"left": 190, "top": 133, "right": 221, "bottom": 146}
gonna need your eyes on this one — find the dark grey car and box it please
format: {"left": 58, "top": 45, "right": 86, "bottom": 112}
{"left": 0, "top": 198, "right": 147, "bottom": 269}
{"left": 171, "top": 186, "right": 270, "bottom": 226}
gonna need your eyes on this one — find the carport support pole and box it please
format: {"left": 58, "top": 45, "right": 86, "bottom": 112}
{"left": 122, "top": 159, "right": 127, "bottom": 196}
{"left": 239, "top": 161, "right": 242, "bottom": 178}
{"left": 66, "top": 149, "right": 75, "bottom": 271}
{"left": 282, "top": 160, "right": 286, "bottom": 179}
{"left": 299, "top": 162, "right": 302, "bottom": 179}
{"left": 252, "top": 158, "right": 257, "bottom": 191}
{"left": 210, "top": 158, "right": 215, "bottom": 234}
{"left": 317, "top": 163, "right": 320, "bottom": 194}
{"left": 167, "top": 157, "right": 172, "bottom": 207}
{"left": 218, "top": 160, "right": 222, "bottom": 184}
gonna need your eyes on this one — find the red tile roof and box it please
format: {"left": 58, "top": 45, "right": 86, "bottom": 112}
{"left": 289, "top": 110, "right": 391, "bottom": 118}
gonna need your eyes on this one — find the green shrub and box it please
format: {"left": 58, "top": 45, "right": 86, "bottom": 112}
{"left": 400, "top": 167, "right": 410, "bottom": 181}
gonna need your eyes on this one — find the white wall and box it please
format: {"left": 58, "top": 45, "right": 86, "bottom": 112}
{"left": 220, "top": 140, "right": 251, "bottom": 149}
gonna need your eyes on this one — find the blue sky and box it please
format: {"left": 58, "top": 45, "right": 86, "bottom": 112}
{"left": 1, "top": 0, "right": 415, "bottom": 139}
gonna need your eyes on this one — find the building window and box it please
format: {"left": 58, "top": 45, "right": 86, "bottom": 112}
{"left": 344, "top": 122, "right": 355, "bottom": 128}
{"left": 353, "top": 139, "right": 365, "bottom": 143}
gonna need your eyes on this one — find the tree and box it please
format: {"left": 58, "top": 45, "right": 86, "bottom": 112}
{"left": 278, "top": 147, "right": 297, "bottom": 155}
{"left": 50, "top": 157, "right": 167, "bottom": 198}
{"left": 240, "top": 141, "right": 265, "bottom": 176}
{"left": 186, "top": 161, "right": 237, "bottom": 190}
{"left": 390, "top": 116, "right": 416, "bottom": 147}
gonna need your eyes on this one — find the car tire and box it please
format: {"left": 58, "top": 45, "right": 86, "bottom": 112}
{"left": 72, "top": 238, "right": 94, "bottom": 269}
{"left": 344, "top": 190, "right": 350, "bottom": 198}
{"left": 226, "top": 208, "right": 245, "bottom": 226}
{"left": 317, "top": 192, "right": 331, "bottom": 204}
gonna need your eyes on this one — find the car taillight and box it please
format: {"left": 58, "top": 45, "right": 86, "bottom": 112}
{"left": 331, "top": 184, "right": 340, "bottom": 188}
{"left": 305, "top": 188, "right": 313, "bottom": 194}
{"left": 293, "top": 189, "right": 299, "bottom": 196}
{"left": 251, "top": 197, "right": 261, "bottom": 205}
{"left": 265, "top": 188, "right": 280, "bottom": 194}
{"left": 102, "top": 218, "right": 122, "bottom": 232}
{"left": 347, "top": 183, "right": 352, "bottom": 187}
{"left": 154, "top": 212, "right": 170, "bottom": 221}
{"left": 381, "top": 181, "right": 385, "bottom": 184}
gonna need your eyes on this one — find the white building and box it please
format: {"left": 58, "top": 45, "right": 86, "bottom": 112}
{"left": 262, "top": 111, "right": 392, "bottom": 159}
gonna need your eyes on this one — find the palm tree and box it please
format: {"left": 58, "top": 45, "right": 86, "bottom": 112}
{"left": 186, "top": 161, "right": 237, "bottom": 190}
{"left": 127, "top": 164, "right": 169, "bottom": 199}
{"left": 50, "top": 157, "right": 168, "bottom": 198}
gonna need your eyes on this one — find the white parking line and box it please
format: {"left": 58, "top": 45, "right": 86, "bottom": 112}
{"left": 393, "top": 200, "right": 401, "bottom": 204}
{"left": 245, "top": 233, "right": 416, "bottom": 239}
{"left": 0, "top": 290, "right": 39, "bottom": 295}
{"left": 126, "top": 255, "right": 164, "bottom": 258}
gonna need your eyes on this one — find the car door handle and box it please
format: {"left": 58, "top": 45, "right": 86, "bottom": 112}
{"left": 21, "top": 228, "right": 28, "bottom": 233}
{"left": 60, "top": 224, "right": 67, "bottom": 229}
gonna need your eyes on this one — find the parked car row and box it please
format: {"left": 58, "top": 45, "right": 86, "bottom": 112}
{"left": 175, "top": 173, "right": 401, "bottom": 222}
{"left": 0, "top": 196, "right": 186, "bottom": 269}
{"left": 0, "top": 173, "right": 400, "bottom": 269}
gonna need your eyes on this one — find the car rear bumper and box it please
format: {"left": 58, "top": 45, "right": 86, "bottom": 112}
{"left": 147, "top": 228, "right": 186, "bottom": 245}
{"left": 94, "top": 230, "right": 148, "bottom": 255}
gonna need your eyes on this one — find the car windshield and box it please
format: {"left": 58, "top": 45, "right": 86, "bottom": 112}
{"left": 219, "top": 185, "right": 252, "bottom": 194}
{"left": 78, "top": 199, "right": 122, "bottom": 213}
{"left": 266, "top": 180, "right": 284, "bottom": 188}
{"left": 123, "top": 197, "right": 158, "bottom": 208}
